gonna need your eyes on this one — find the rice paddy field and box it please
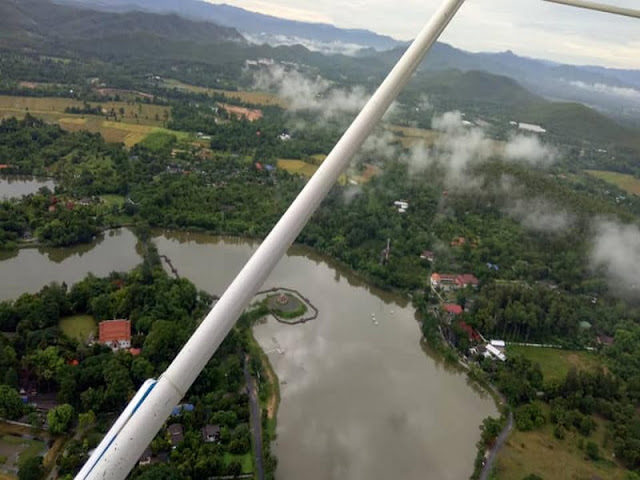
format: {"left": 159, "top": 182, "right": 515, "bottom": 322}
{"left": 0, "top": 95, "right": 181, "bottom": 147}
{"left": 0, "top": 95, "right": 170, "bottom": 126}
{"left": 387, "top": 125, "right": 439, "bottom": 148}
{"left": 586, "top": 170, "right": 640, "bottom": 196}
{"left": 161, "top": 78, "right": 286, "bottom": 107}
{"left": 277, "top": 158, "right": 347, "bottom": 184}
{"left": 277, "top": 159, "right": 319, "bottom": 177}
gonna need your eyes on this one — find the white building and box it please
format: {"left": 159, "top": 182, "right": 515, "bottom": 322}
{"left": 486, "top": 344, "right": 507, "bottom": 362}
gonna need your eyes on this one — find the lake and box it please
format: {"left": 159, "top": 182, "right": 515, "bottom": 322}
{"left": 153, "top": 231, "right": 497, "bottom": 480}
{"left": 0, "top": 176, "right": 56, "bottom": 200}
{"left": 0, "top": 229, "right": 497, "bottom": 479}
{"left": 0, "top": 228, "right": 140, "bottom": 300}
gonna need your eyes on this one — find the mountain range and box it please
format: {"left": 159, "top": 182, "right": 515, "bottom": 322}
{"left": 53, "top": 0, "right": 640, "bottom": 124}
{"left": 0, "top": 0, "right": 243, "bottom": 49}
{"left": 54, "top": 0, "right": 400, "bottom": 51}
{"left": 1, "top": 0, "right": 639, "bottom": 169}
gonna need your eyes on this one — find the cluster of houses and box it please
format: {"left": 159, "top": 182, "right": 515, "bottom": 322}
{"left": 139, "top": 418, "right": 222, "bottom": 465}
{"left": 95, "top": 321, "right": 226, "bottom": 466}
{"left": 438, "top": 303, "right": 507, "bottom": 362}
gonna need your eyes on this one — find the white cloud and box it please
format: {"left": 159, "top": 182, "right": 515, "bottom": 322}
{"left": 591, "top": 220, "right": 640, "bottom": 298}
{"left": 404, "top": 111, "right": 555, "bottom": 186}
{"left": 569, "top": 80, "right": 640, "bottom": 99}
{"left": 503, "top": 135, "right": 557, "bottom": 166}
{"left": 505, "top": 199, "right": 574, "bottom": 233}
{"left": 253, "top": 64, "right": 370, "bottom": 118}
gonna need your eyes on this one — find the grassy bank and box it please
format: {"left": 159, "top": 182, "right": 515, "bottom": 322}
{"left": 507, "top": 346, "right": 601, "bottom": 382}
{"left": 495, "top": 415, "right": 626, "bottom": 480}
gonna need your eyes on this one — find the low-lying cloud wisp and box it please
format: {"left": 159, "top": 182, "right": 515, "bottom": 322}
{"left": 253, "top": 64, "right": 370, "bottom": 119}
{"left": 591, "top": 220, "right": 640, "bottom": 298}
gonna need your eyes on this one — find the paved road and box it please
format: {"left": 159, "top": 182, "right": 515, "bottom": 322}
{"left": 479, "top": 409, "right": 514, "bottom": 480}
{"left": 244, "top": 356, "right": 265, "bottom": 480}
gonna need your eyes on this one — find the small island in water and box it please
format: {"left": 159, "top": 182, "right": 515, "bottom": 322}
{"left": 262, "top": 288, "right": 318, "bottom": 324}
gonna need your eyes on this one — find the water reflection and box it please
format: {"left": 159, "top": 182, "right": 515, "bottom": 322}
{"left": 153, "top": 232, "right": 497, "bottom": 480}
{"left": 0, "top": 176, "right": 56, "bottom": 199}
{"left": 37, "top": 235, "right": 105, "bottom": 263}
{"left": 0, "top": 228, "right": 140, "bottom": 300}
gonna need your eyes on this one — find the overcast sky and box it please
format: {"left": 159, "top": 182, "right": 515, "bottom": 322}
{"left": 205, "top": 0, "right": 640, "bottom": 68}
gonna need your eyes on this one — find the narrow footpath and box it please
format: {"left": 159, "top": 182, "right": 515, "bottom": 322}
{"left": 244, "top": 356, "right": 265, "bottom": 480}
{"left": 479, "top": 409, "right": 513, "bottom": 480}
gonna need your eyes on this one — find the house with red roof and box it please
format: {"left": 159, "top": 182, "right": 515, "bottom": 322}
{"left": 431, "top": 273, "right": 479, "bottom": 291}
{"left": 455, "top": 274, "right": 479, "bottom": 289}
{"left": 458, "top": 321, "right": 481, "bottom": 342}
{"left": 99, "top": 319, "right": 131, "bottom": 351}
{"left": 443, "top": 304, "right": 463, "bottom": 315}
{"left": 430, "top": 273, "right": 457, "bottom": 291}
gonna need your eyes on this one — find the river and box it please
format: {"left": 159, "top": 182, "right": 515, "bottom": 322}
{"left": 0, "top": 229, "right": 497, "bottom": 479}
{"left": 0, "top": 176, "right": 56, "bottom": 200}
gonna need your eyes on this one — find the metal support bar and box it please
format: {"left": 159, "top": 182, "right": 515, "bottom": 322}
{"left": 78, "top": 0, "right": 467, "bottom": 478}
{"left": 543, "top": 0, "right": 640, "bottom": 19}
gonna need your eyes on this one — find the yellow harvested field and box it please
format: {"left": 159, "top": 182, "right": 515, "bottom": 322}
{"left": 277, "top": 158, "right": 346, "bottom": 184}
{"left": 162, "top": 78, "right": 286, "bottom": 107}
{"left": 387, "top": 125, "right": 439, "bottom": 148}
{"left": 0, "top": 95, "right": 170, "bottom": 127}
{"left": 58, "top": 118, "right": 153, "bottom": 146}
{"left": 277, "top": 159, "right": 319, "bottom": 177}
{"left": 586, "top": 170, "right": 640, "bottom": 196}
{"left": 0, "top": 95, "right": 183, "bottom": 147}
{"left": 309, "top": 154, "right": 327, "bottom": 165}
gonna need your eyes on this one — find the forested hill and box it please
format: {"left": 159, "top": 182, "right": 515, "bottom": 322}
{"left": 54, "top": 0, "right": 402, "bottom": 50}
{"left": 0, "top": 0, "right": 244, "bottom": 49}
{"left": 2, "top": 0, "right": 640, "bottom": 169}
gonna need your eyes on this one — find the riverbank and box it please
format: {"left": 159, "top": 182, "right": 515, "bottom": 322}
{"left": 246, "top": 327, "right": 280, "bottom": 436}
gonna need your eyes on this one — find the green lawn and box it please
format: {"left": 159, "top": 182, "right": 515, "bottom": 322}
{"left": 18, "top": 439, "right": 45, "bottom": 462}
{"left": 139, "top": 131, "right": 177, "bottom": 152}
{"left": 508, "top": 346, "right": 601, "bottom": 383}
{"left": 99, "top": 194, "right": 126, "bottom": 207}
{"left": 223, "top": 452, "right": 253, "bottom": 473}
{"left": 58, "top": 314, "right": 96, "bottom": 341}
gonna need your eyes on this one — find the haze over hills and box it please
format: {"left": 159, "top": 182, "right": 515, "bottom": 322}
{"left": 0, "top": 0, "right": 244, "bottom": 49}
{"left": 54, "top": 0, "right": 401, "bottom": 51}
{"left": 55, "top": 0, "right": 640, "bottom": 124}
{"left": 1, "top": 0, "right": 639, "bottom": 159}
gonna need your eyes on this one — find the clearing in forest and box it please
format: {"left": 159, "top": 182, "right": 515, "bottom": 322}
{"left": 495, "top": 415, "right": 628, "bottom": 480}
{"left": 586, "top": 170, "right": 640, "bottom": 196}
{"left": 507, "top": 346, "right": 601, "bottom": 382}
{"left": 59, "top": 314, "right": 96, "bottom": 342}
